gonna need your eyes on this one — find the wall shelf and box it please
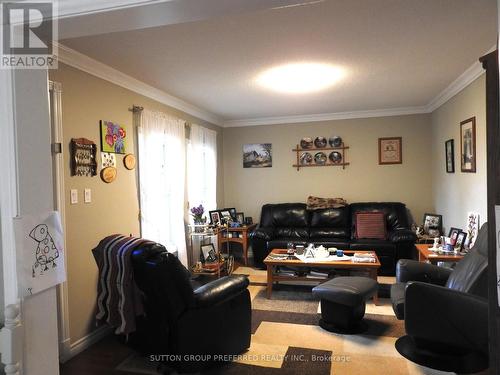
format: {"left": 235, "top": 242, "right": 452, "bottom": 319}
{"left": 292, "top": 143, "right": 350, "bottom": 171}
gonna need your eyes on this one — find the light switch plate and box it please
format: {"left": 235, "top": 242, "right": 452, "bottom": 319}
{"left": 84, "top": 188, "right": 91, "bottom": 203}
{"left": 70, "top": 189, "right": 78, "bottom": 204}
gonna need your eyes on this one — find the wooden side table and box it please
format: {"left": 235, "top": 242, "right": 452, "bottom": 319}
{"left": 218, "top": 223, "right": 257, "bottom": 266}
{"left": 416, "top": 244, "right": 465, "bottom": 264}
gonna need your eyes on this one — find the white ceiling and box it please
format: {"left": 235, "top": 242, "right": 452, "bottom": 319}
{"left": 61, "top": 0, "right": 497, "bottom": 125}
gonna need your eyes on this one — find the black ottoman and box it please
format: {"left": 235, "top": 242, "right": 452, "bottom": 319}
{"left": 312, "top": 276, "right": 378, "bottom": 333}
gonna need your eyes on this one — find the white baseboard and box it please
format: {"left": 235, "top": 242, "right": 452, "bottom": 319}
{"left": 60, "top": 325, "right": 112, "bottom": 363}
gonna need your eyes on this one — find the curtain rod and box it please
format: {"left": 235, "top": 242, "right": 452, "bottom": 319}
{"left": 128, "top": 105, "right": 144, "bottom": 113}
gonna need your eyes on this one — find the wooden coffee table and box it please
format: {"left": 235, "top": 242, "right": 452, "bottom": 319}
{"left": 416, "top": 244, "right": 465, "bottom": 264}
{"left": 263, "top": 249, "right": 381, "bottom": 304}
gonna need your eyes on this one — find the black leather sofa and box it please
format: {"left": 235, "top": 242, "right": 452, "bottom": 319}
{"left": 129, "top": 244, "right": 251, "bottom": 373}
{"left": 249, "top": 202, "right": 417, "bottom": 275}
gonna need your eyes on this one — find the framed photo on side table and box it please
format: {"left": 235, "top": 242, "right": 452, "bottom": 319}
{"left": 445, "top": 139, "right": 454, "bottom": 173}
{"left": 455, "top": 231, "right": 468, "bottom": 251}
{"left": 200, "top": 244, "right": 217, "bottom": 263}
{"left": 209, "top": 210, "right": 221, "bottom": 225}
{"left": 460, "top": 117, "right": 476, "bottom": 173}
{"left": 378, "top": 137, "right": 402, "bottom": 165}
{"left": 236, "top": 212, "right": 245, "bottom": 224}
{"left": 423, "top": 213, "right": 442, "bottom": 236}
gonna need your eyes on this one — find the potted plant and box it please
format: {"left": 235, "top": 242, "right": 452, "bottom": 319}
{"left": 190, "top": 204, "right": 207, "bottom": 232}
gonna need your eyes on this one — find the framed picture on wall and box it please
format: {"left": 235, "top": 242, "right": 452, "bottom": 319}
{"left": 243, "top": 143, "right": 272, "bottom": 168}
{"left": 378, "top": 137, "right": 402, "bottom": 165}
{"left": 445, "top": 139, "right": 455, "bottom": 173}
{"left": 460, "top": 117, "right": 476, "bottom": 173}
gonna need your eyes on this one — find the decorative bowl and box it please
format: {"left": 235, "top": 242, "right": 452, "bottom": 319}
{"left": 300, "top": 152, "right": 313, "bottom": 165}
{"left": 329, "top": 136, "right": 342, "bottom": 147}
{"left": 328, "top": 151, "right": 342, "bottom": 164}
{"left": 314, "top": 152, "right": 327, "bottom": 165}
{"left": 314, "top": 136, "right": 327, "bottom": 148}
{"left": 300, "top": 137, "right": 313, "bottom": 149}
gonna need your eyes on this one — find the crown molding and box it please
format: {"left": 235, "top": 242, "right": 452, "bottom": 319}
{"left": 55, "top": 0, "right": 172, "bottom": 19}
{"left": 426, "top": 61, "right": 485, "bottom": 113}
{"left": 55, "top": 43, "right": 223, "bottom": 126}
{"left": 223, "top": 106, "right": 430, "bottom": 127}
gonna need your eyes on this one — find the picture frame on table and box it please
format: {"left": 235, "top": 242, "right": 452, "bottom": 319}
{"left": 378, "top": 137, "right": 402, "bottom": 165}
{"left": 209, "top": 210, "right": 221, "bottom": 225}
{"left": 455, "top": 231, "right": 468, "bottom": 251}
{"left": 220, "top": 210, "right": 233, "bottom": 223}
{"left": 460, "top": 117, "right": 476, "bottom": 173}
{"left": 423, "top": 213, "right": 442, "bottom": 236}
{"left": 445, "top": 139, "right": 454, "bottom": 173}
{"left": 448, "top": 227, "right": 462, "bottom": 238}
{"left": 200, "top": 243, "right": 217, "bottom": 263}
{"left": 223, "top": 208, "right": 237, "bottom": 220}
{"left": 244, "top": 217, "right": 253, "bottom": 225}
{"left": 236, "top": 212, "right": 245, "bottom": 224}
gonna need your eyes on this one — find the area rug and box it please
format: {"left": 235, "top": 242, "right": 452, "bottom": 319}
{"left": 115, "top": 275, "right": 442, "bottom": 375}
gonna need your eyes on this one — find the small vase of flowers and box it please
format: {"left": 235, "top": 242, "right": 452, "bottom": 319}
{"left": 190, "top": 204, "right": 207, "bottom": 232}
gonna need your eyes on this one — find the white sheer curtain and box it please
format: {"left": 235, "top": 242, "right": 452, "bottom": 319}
{"left": 138, "top": 109, "right": 187, "bottom": 265}
{"left": 187, "top": 124, "right": 217, "bottom": 214}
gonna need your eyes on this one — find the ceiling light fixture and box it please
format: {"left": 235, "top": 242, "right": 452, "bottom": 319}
{"left": 256, "top": 63, "right": 345, "bottom": 94}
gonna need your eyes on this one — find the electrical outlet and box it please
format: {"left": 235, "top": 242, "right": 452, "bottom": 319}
{"left": 70, "top": 189, "right": 78, "bottom": 204}
{"left": 84, "top": 188, "right": 91, "bottom": 203}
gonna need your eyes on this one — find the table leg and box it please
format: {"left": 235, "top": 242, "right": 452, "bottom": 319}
{"left": 242, "top": 233, "right": 248, "bottom": 266}
{"left": 266, "top": 265, "right": 273, "bottom": 299}
{"left": 370, "top": 269, "right": 379, "bottom": 305}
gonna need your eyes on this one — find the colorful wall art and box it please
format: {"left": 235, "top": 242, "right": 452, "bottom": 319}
{"left": 100, "top": 120, "right": 127, "bottom": 154}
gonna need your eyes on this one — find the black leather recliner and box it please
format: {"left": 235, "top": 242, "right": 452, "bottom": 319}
{"left": 129, "top": 244, "right": 251, "bottom": 373}
{"left": 391, "top": 224, "right": 489, "bottom": 373}
{"left": 249, "top": 202, "right": 416, "bottom": 275}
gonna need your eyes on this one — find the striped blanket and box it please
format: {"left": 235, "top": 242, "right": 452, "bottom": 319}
{"left": 92, "top": 234, "right": 155, "bottom": 335}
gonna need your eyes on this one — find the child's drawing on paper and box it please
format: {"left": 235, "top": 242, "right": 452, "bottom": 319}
{"left": 30, "top": 223, "right": 60, "bottom": 277}
{"left": 15, "top": 211, "right": 66, "bottom": 297}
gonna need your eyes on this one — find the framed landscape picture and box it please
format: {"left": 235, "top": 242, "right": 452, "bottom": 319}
{"left": 445, "top": 139, "right": 454, "bottom": 173}
{"left": 460, "top": 117, "right": 476, "bottom": 173}
{"left": 243, "top": 143, "right": 272, "bottom": 168}
{"left": 378, "top": 137, "right": 402, "bottom": 165}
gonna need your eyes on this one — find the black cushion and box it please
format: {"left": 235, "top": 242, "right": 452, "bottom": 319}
{"left": 310, "top": 228, "right": 350, "bottom": 239}
{"left": 267, "top": 238, "right": 308, "bottom": 250}
{"left": 312, "top": 276, "right": 378, "bottom": 307}
{"left": 390, "top": 282, "right": 406, "bottom": 319}
{"left": 274, "top": 226, "right": 309, "bottom": 239}
{"left": 260, "top": 203, "right": 309, "bottom": 227}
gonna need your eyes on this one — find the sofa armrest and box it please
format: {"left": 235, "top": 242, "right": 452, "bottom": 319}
{"left": 193, "top": 275, "right": 249, "bottom": 308}
{"left": 405, "top": 282, "right": 488, "bottom": 353}
{"left": 396, "top": 259, "right": 452, "bottom": 285}
{"left": 250, "top": 227, "right": 274, "bottom": 241}
{"left": 388, "top": 229, "right": 417, "bottom": 243}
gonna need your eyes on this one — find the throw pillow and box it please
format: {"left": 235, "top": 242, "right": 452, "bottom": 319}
{"left": 306, "top": 196, "right": 347, "bottom": 210}
{"left": 355, "top": 212, "right": 387, "bottom": 240}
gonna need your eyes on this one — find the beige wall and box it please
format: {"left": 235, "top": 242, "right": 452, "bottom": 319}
{"left": 223, "top": 114, "right": 434, "bottom": 224}
{"left": 431, "top": 75, "right": 487, "bottom": 232}
{"left": 49, "top": 63, "right": 222, "bottom": 345}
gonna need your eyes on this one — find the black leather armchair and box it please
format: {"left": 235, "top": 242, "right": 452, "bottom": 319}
{"left": 391, "top": 224, "right": 489, "bottom": 373}
{"left": 129, "top": 244, "right": 251, "bottom": 373}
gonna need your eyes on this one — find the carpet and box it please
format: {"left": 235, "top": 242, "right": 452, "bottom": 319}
{"left": 116, "top": 269, "right": 450, "bottom": 375}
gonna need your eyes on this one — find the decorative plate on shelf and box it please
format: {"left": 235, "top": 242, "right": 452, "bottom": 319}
{"left": 300, "top": 152, "right": 313, "bottom": 165}
{"left": 300, "top": 137, "right": 313, "bottom": 149}
{"left": 314, "top": 152, "right": 327, "bottom": 165}
{"left": 314, "top": 136, "right": 327, "bottom": 148}
{"left": 329, "top": 136, "right": 342, "bottom": 147}
{"left": 329, "top": 151, "right": 342, "bottom": 164}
